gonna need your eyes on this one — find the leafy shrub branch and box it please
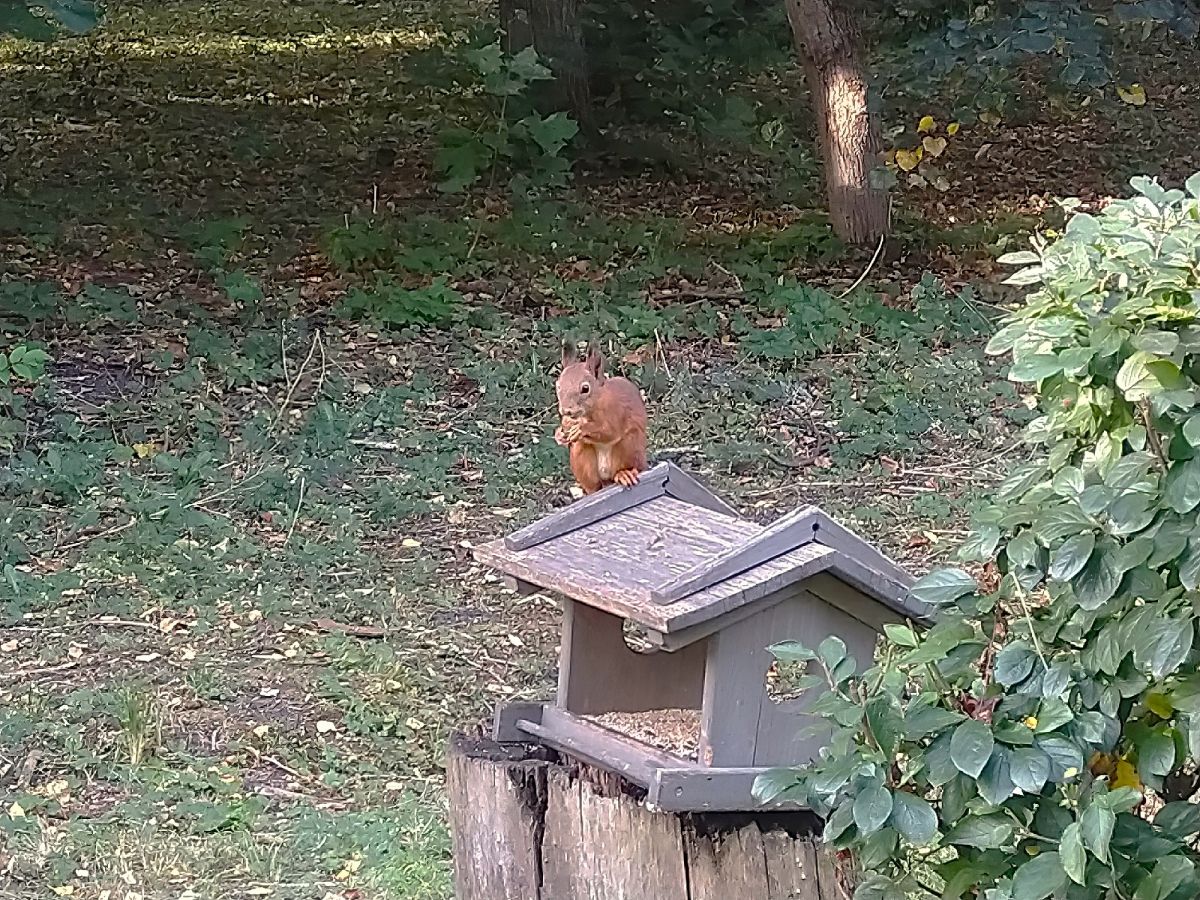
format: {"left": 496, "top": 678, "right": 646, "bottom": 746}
{"left": 757, "top": 173, "right": 1200, "bottom": 900}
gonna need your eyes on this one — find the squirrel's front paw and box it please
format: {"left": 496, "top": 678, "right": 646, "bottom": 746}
{"left": 613, "top": 469, "right": 640, "bottom": 488}
{"left": 554, "top": 425, "right": 571, "bottom": 446}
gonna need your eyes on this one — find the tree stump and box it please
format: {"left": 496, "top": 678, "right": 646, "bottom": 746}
{"left": 446, "top": 733, "right": 850, "bottom": 900}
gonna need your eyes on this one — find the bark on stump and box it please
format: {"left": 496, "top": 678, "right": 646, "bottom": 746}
{"left": 446, "top": 733, "right": 850, "bottom": 900}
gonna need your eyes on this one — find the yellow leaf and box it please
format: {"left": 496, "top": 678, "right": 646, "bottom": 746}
{"left": 947, "top": 122, "right": 961, "bottom": 136}
{"left": 917, "top": 115, "right": 936, "bottom": 133}
{"left": 1117, "top": 83, "right": 1147, "bottom": 106}
{"left": 895, "top": 148, "right": 921, "bottom": 172}
{"left": 922, "top": 136, "right": 948, "bottom": 157}
{"left": 1147, "top": 692, "right": 1174, "bottom": 718}
{"left": 131, "top": 442, "right": 158, "bottom": 459}
{"left": 1112, "top": 759, "right": 1142, "bottom": 792}
{"left": 8, "top": 802, "right": 25, "bottom": 819}
{"left": 979, "top": 110, "right": 1001, "bottom": 125}
{"left": 51, "top": 887, "right": 74, "bottom": 897}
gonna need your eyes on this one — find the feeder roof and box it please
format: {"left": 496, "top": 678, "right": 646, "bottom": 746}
{"left": 473, "top": 462, "right": 928, "bottom": 635}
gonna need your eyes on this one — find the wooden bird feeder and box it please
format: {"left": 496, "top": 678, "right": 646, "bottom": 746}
{"left": 473, "top": 461, "right": 928, "bottom": 814}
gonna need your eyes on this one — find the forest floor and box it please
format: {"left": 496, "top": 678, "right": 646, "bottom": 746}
{"left": 2, "top": 1, "right": 1200, "bottom": 897}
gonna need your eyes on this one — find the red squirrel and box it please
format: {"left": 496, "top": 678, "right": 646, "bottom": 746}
{"left": 553, "top": 339, "right": 648, "bottom": 495}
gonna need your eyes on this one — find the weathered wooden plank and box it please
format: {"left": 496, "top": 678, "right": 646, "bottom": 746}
{"left": 652, "top": 505, "right": 825, "bottom": 604}
{"left": 662, "top": 464, "right": 742, "bottom": 519}
{"left": 763, "top": 830, "right": 823, "bottom": 899}
{"left": 503, "top": 462, "right": 671, "bottom": 551}
{"left": 474, "top": 528, "right": 839, "bottom": 635}
{"left": 493, "top": 700, "right": 546, "bottom": 742}
{"left": 517, "top": 706, "right": 691, "bottom": 787}
{"left": 558, "top": 599, "right": 705, "bottom": 714}
{"left": 648, "top": 766, "right": 808, "bottom": 813}
{"left": 654, "top": 545, "right": 836, "bottom": 639}
{"left": 445, "top": 735, "right": 549, "bottom": 900}
{"left": 685, "top": 823, "right": 771, "bottom": 899}
{"left": 698, "top": 604, "right": 777, "bottom": 767}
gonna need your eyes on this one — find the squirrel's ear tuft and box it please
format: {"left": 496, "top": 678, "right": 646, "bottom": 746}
{"left": 561, "top": 337, "right": 577, "bottom": 368}
{"left": 585, "top": 338, "right": 604, "bottom": 377}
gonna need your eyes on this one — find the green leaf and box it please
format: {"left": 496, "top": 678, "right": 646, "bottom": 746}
{"left": 1035, "top": 503, "right": 1094, "bottom": 543}
{"left": 1184, "top": 416, "right": 1200, "bottom": 447}
{"left": 909, "top": 569, "right": 977, "bottom": 606}
{"left": 945, "top": 814, "right": 1012, "bottom": 849}
{"left": 1081, "top": 802, "right": 1115, "bottom": 863}
{"left": 997, "top": 250, "right": 1040, "bottom": 265}
{"left": 822, "top": 802, "right": 854, "bottom": 843}
{"left": 903, "top": 705, "right": 965, "bottom": 740}
{"left": 1108, "top": 492, "right": 1157, "bottom": 535}
{"left": 882, "top": 624, "right": 917, "bottom": 649}
{"left": 1060, "top": 822, "right": 1086, "bottom": 885}
{"left": 524, "top": 112, "right": 579, "bottom": 155}
{"left": 1012, "top": 851, "right": 1068, "bottom": 900}
{"left": 1048, "top": 533, "right": 1095, "bottom": 582}
{"left": 1051, "top": 467, "right": 1085, "bottom": 497}
{"left": 818, "top": 635, "right": 847, "bottom": 670}
{"left": 995, "top": 641, "right": 1038, "bottom": 687}
{"left": 1072, "top": 542, "right": 1122, "bottom": 610}
{"left": 1136, "top": 728, "right": 1176, "bottom": 778}
{"left": 752, "top": 768, "right": 800, "bottom": 803}
{"left": 950, "top": 720, "right": 994, "bottom": 778}
{"left": 1165, "top": 457, "right": 1200, "bottom": 514}
{"left": 1180, "top": 542, "right": 1200, "bottom": 591}
{"left": 977, "top": 748, "right": 1015, "bottom": 805}
{"left": 1035, "top": 698, "right": 1074, "bottom": 733}
{"left": 1010, "top": 747, "right": 1051, "bottom": 793}
{"left": 853, "top": 784, "right": 893, "bottom": 836}
{"left": 1010, "top": 353, "right": 1064, "bottom": 382}
{"left": 958, "top": 525, "right": 1001, "bottom": 561}
{"left": 1150, "top": 619, "right": 1194, "bottom": 680}
{"left": 768, "top": 641, "right": 816, "bottom": 662}
{"left": 1036, "top": 735, "right": 1084, "bottom": 780}
{"left": 1155, "top": 802, "right": 1200, "bottom": 838}
{"left": 889, "top": 791, "right": 938, "bottom": 845}
{"left": 1117, "top": 351, "right": 1183, "bottom": 401}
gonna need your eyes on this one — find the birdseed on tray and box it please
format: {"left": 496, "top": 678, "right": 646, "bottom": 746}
{"left": 585, "top": 708, "right": 701, "bottom": 760}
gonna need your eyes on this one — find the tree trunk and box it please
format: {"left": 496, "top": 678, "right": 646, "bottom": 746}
{"left": 446, "top": 732, "right": 852, "bottom": 900}
{"left": 500, "top": 0, "right": 593, "bottom": 129}
{"left": 784, "top": 0, "right": 889, "bottom": 247}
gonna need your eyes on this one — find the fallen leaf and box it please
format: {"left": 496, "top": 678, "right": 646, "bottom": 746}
{"left": 947, "top": 121, "right": 961, "bottom": 135}
{"left": 401, "top": 538, "right": 420, "bottom": 548}
{"left": 316, "top": 720, "right": 337, "bottom": 734}
{"left": 922, "top": 135, "right": 948, "bottom": 157}
{"left": 252, "top": 725, "right": 270, "bottom": 738}
{"left": 8, "top": 802, "right": 25, "bottom": 819}
{"left": 131, "top": 442, "right": 157, "bottom": 459}
{"left": 1117, "top": 83, "right": 1147, "bottom": 106}
{"left": 1, "top": 638, "right": 18, "bottom": 652}
{"left": 895, "top": 148, "right": 922, "bottom": 171}
{"left": 917, "top": 114, "right": 936, "bottom": 133}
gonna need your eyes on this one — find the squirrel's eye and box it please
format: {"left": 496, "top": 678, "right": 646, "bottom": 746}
{"left": 580, "top": 383, "right": 590, "bottom": 394}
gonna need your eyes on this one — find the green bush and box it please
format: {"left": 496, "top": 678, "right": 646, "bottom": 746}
{"left": 757, "top": 174, "right": 1200, "bottom": 899}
